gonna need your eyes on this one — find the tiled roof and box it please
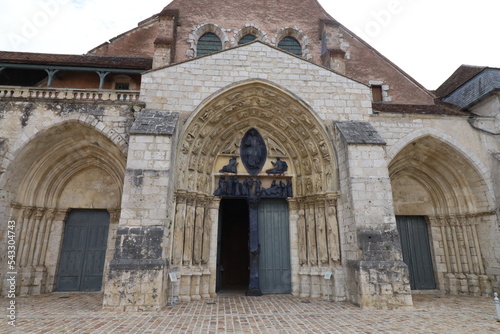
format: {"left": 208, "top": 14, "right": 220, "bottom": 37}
{"left": 372, "top": 102, "right": 468, "bottom": 116}
{"left": 434, "top": 65, "right": 487, "bottom": 98}
{"left": 0, "top": 51, "right": 152, "bottom": 70}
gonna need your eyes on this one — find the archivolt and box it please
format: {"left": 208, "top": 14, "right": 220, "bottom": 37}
{"left": 175, "top": 81, "right": 337, "bottom": 197}
{"left": 7, "top": 121, "right": 126, "bottom": 208}
{"left": 389, "top": 136, "right": 492, "bottom": 215}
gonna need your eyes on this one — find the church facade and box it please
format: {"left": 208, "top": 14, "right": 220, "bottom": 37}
{"left": 1, "top": 0, "right": 499, "bottom": 311}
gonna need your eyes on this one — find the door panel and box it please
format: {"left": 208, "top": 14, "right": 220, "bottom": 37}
{"left": 57, "top": 209, "right": 109, "bottom": 291}
{"left": 396, "top": 216, "right": 436, "bottom": 290}
{"left": 258, "top": 199, "right": 291, "bottom": 294}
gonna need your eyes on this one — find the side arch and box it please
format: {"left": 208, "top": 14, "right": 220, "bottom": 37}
{"left": 389, "top": 134, "right": 496, "bottom": 295}
{"left": 388, "top": 130, "right": 494, "bottom": 212}
{"left": 1, "top": 115, "right": 128, "bottom": 175}
{"left": 1, "top": 120, "right": 126, "bottom": 296}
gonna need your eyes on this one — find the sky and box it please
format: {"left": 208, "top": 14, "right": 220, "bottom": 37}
{"left": 0, "top": 0, "right": 498, "bottom": 90}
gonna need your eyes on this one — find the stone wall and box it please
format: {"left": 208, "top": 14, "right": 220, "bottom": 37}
{"left": 0, "top": 97, "right": 138, "bottom": 296}
{"left": 141, "top": 42, "right": 373, "bottom": 122}
{"left": 103, "top": 110, "right": 178, "bottom": 311}
{"left": 334, "top": 121, "right": 412, "bottom": 309}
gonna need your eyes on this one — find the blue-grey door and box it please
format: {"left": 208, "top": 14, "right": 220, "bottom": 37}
{"left": 396, "top": 216, "right": 436, "bottom": 290}
{"left": 56, "top": 209, "right": 110, "bottom": 291}
{"left": 258, "top": 199, "right": 291, "bottom": 294}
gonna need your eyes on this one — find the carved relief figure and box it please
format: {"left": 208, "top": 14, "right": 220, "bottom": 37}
{"left": 219, "top": 156, "right": 238, "bottom": 174}
{"left": 240, "top": 128, "right": 267, "bottom": 175}
{"left": 266, "top": 157, "right": 288, "bottom": 175}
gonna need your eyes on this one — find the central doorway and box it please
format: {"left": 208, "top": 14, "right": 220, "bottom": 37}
{"left": 216, "top": 199, "right": 250, "bottom": 292}
{"left": 216, "top": 198, "right": 291, "bottom": 295}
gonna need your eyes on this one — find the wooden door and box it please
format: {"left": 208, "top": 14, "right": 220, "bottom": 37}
{"left": 258, "top": 199, "right": 291, "bottom": 294}
{"left": 396, "top": 216, "right": 436, "bottom": 290}
{"left": 56, "top": 209, "right": 109, "bottom": 291}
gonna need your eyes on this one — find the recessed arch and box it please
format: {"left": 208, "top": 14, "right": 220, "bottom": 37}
{"left": 388, "top": 128, "right": 492, "bottom": 193}
{"left": 187, "top": 23, "right": 229, "bottom": 58}
{"left": 389, "top": 135, "right": 491, "bottom": 215}
{"left": 389, "top": 135, "right": 496, "bottom": 296}
{"left": 233, "top": 24, "right": 269, "bottom": 46}
{"left": 273, "top": 27, "right": 312, "bottom": 60}
{"left": 4, "top": 121, "right": 126, "bottom": 209}
{"left": 1, "top": 120, "right": 126, "bottom": 295}
{"left": 175, "top": 80, "right": 337, "bottom": 197}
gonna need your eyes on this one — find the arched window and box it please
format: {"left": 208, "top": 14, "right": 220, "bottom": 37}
{"left": 197, "top": 32, "right": 222, "bottom": 56}
{"left": 278, "top": 36, "right": 302, "bottom": 56}
{"left": 238, "top": 34, "right": 257, "bottom": 45}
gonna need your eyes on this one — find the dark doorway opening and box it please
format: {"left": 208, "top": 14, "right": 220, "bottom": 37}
{"left": 216, "top": 199, "right": 249, "bottom": 293}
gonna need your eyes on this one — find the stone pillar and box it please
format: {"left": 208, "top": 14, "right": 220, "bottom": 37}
{"left": 153, "top": 9, "right": 179, "bottom": 69}
{"left": 335, "top": 121, "right": 412, "bottom": 309}
{"left": 102, "top": 209, "right": 120, "bottom": 285}
{"left": 296, "top": 199, "right": 307, "bottom": 266}
{"left": 44, "top": 209, "right": 68, "bottom": 292}
{"left": 183, "top": 194, "right": 196, "bottom": 266}
{"left": 31, "top": 208, "right": 48, "bottom": 295}
{"left": 18, "top": 207, "right": 35, "bottom": 295}
{"left": 305, "top": 200, "right": 318, "bottom": 266}
{"left": 207, "top": 197, "right": 220, "bottom": 296}
{"left": 287, "top": 198, "right": 301, "bottom": 296}
{"left": 172, "top": 191, "right": 187, "bottom": 266}
{"left": 325, "top": 194, "right": 341, "bottom": 263}
{"left": 103, "top": 110, "right": 179, "bottom": 312}
{"left": 315, "top": 200, "right": 328, "bottom": 266}
{"left": 193, "top": 196, "right": 206, "bottom": 265}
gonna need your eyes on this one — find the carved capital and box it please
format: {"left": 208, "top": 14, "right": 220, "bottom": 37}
{"left": 34, "top": 207, "right": 46, "bottom": 220}
{"left": 287, "top": 198, "right": 299, "bottom": 211}
{"left": 10, "top": 202, "right": 23, "bottom": 211}
{"left": 108, "top": 209, "right": 121, "bottom": 223}
{"left": 186, "top": 193, "right": 197, "bottom": 207}
{"left": 22, "top": 206, "right": 36, "bottom": 219}
{"left": 44, "top": 208, "right": 57, "bottom": 221}
{"left": 54, "top": 209, "right": 69, "bottom": 221}
{"left": 175, "top": 190, "right": 188, "bottom": 203}
{"left": 325, "top": 192, "right": 339, "bottom": 206}
{"left": 427, "top": 216, "right": 439, "bottom": 226}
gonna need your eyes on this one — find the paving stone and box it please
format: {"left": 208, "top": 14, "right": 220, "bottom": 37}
{"left": 1, "top": 293, "right": 499, "bottom": 333}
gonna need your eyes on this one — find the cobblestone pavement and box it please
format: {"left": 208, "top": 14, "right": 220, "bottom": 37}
{"left": 1, "top": 293, "right": 499, "bottom": 333}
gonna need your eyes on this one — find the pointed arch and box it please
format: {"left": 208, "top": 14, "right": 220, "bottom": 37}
{"left": 389, "top": 135, "right": 492, "bottom": 215}
{"left": 175, "top": 80, "right": 337, "bottom": 197}
{"left": 4, "top": 121, "right": 126, "bottom": 209}
{"left": 0, "top": 120, "right": 126, "bottom": 295}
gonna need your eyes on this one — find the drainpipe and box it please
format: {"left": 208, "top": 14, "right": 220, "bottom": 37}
{"left": 44, "top": 69, "right": 59, "bottom": 87}
{"left": 96, "top": 71, "right": 110, "bottom": 89}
